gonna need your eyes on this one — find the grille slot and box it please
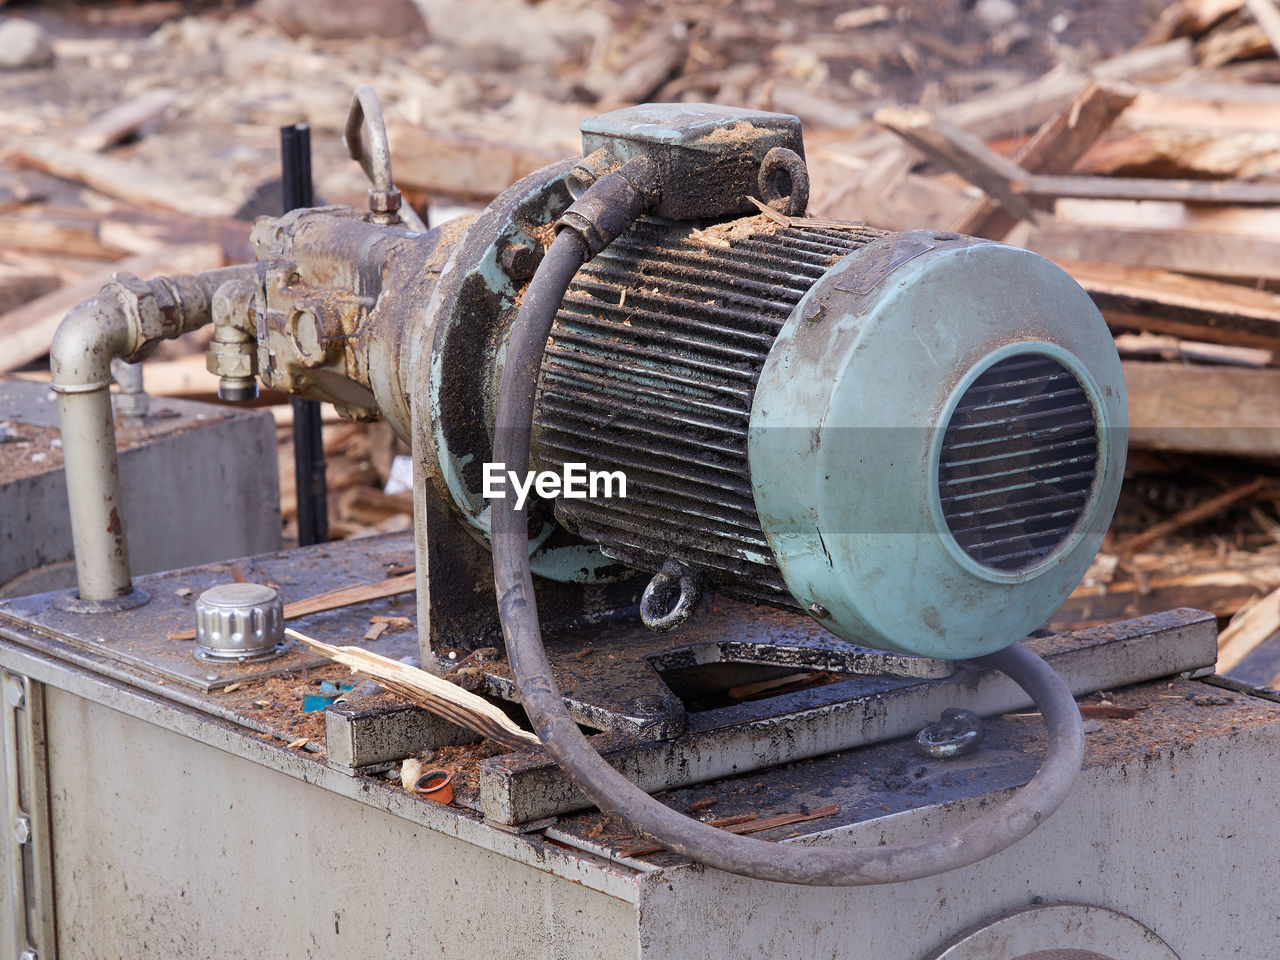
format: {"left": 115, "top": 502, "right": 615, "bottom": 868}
{"left": 938, "top": 354, "right": 1099, "bottom": 572}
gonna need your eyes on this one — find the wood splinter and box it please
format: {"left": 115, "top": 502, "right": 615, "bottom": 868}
{"left": 285, "top": 627, "right": 541, "bottom": 751}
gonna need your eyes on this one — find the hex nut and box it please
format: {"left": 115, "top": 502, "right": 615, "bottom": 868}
{"left": 500, "top": 243, "right": 540, "bottom": 281}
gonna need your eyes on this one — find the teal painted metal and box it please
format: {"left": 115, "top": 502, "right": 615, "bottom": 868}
{"left": 748, "top": 232, "right": 1127, "bottom": 660}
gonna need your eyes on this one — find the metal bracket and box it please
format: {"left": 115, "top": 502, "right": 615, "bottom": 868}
{"left": 3, "top": 672, "right": 56, "bottom": 960}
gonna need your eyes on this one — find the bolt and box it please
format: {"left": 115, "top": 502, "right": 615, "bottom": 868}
{"left": 4, "top": 677, "right": 24, "bottom": 709}
{"left": 204, "top": 674, "right": 219, "bottom": 683}
{"left": 500, "top": 243, "right": 540, "bottom": 281}
{"left": 802, "top": 299, "right": 826, "bottom": 322}
{"left": 808, "top": 602, "right": 830, "bottom": 620}
{"left": 915, "top": 708, "right": 984, "bottom": 759}
{"left": 13, "top": 814, "right": 30, "bottom": 846}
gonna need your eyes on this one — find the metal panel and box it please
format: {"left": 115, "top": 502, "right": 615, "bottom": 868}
{"left": 42, "top": 688, "right": 638, "bottom": 960}
{"left": 630, "top": 711, "right": 1280, "bottom": 960}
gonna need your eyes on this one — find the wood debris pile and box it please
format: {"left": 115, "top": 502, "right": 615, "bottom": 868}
{"left": 0, "top": 0, "right": 1277, "bottom": 678}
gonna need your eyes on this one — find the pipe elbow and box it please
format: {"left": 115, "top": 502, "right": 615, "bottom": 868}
{"left": 50, "top": 296, "right": 132, "bottom": 391}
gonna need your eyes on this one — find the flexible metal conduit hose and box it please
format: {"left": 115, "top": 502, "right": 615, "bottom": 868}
{"left": 490, "top": 166, "right": 1086, "bottom": 886}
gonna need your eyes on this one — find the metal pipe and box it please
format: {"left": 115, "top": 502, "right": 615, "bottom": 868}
{"left": 110, "top": 357, "right": 149, "bottom": 419}
{"left": 50, "top": 299, "right": 136, "bottom": 608}
{"left": 49, "top": 265, "right": 257, "bottom": 610}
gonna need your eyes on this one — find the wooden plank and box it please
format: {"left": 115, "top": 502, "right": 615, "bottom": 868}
{"left": 287, "top": 628, "right": 540, "bottom": 751}
{"left": 388, "top": 126, "right": 565, "bottom": 202}
{"left": 12, "top": 141, "right": 238, "bottom": 218}
{"left": 951, "top": 78, "right": 1138, "bottom": 239}
{"left": 1245, "top": 0, "right": 1280, "bottom": 56}
{"left": 1217, "top": 585, "right": 1280, "bottom": 672}
{"left": 0, "top": 243, "right": 224, "bottom": 373}
{"left": 281, "top": 573, "right": 416, "bottom": 620}
{"left": 1123, "top": 88, "right": 1280, "bottom": 130}
{"left": 1113, "top": 332, "right": 1273, "bottom": 367}
{"left": 874, "top": 104, "right": 1038, "bottom": 223}
{"left": 1023, "top": 173, "right": 1280, "bottom": 206}
{"left": 1059, "top": 258, "right": 1280, "bottom": 350}
{"left": 1199, "top": 22, "right": 1272, "bottom": 67}
{"left": 1123, "top": 361, "right": 1280, "bottom": 458}
{"left": 1054, "top": 199, "right": 1280, "bottom": 239}
{"left": 1054, "top": 564, "right": 1280, "bottom": 628}
{"left": 0, "top": 215, "right": 129, "bottom": 260}
{"left": 71, "top": 88, "right": 178, "bottom": 152}
{"left": 1029, "top": 222, "right": 1280, "bottom": 281}
{"left": 835, "top": 40, "right": 1192, "bottom": 163}
{"left": 1117, "top": 477, "right": 1270, "bottom": 555}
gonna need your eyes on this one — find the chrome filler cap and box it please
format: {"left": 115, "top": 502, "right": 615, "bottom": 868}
{"left": 194, "top": 582, "right": 286, "bottom": 662}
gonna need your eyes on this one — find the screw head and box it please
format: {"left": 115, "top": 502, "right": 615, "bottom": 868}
{"left": 13, "top": 814, "right": 31, "bottom": 846}
{"left": 808, "top": 602, "right": 830, "bottom": 620}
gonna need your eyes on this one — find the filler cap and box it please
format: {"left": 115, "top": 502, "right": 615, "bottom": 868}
{"left": 194, "top": 582, "right": 286, "bottom": 662}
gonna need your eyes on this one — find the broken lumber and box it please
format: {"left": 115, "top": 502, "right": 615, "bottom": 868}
{"left": 1199, "top": 23, "right": 1273, "bottom": 67}
{"left": 1055, "top": 564, "right": 1280, "bottom": 628}
{"left": 287, "top": 627, "right": 540, "bottom": 751}
{"left": 1059, "top": 259, "right": 1280, "bottom": 351}
{"left": 1117, "top": 477, "right": 1270, "bottom": 555}
{"left": 874, "top": 105, "right": 1038, "bottom": 223}
{"left": 1123, "top": 362, "right": 1280, "bottom": 459}
{"left": 71, "top": 88, "right": 178, "bottom": 152}
{"left": 1113, "top": 332, "right": 1273, "bottom": 367}
{"left": 1217, "top": 585, "right": 1280, "bottom": 672}
{"left": 12, "top": 141, "right": 237, "bottom": 218}
{"left": 1032, "top": 224, "right": 1280, "bottom": 281}
{"left": 1024, "top": 175, "right": 1280, "bottom": 206}
{"left": 0, "top": 215, "right": 130, "bottom": 260}
{"left": 387, "top": 127, "right": 565, "bottom": 203}
{"left": 0, "top": 243, "right": 223, "bottom": 373}
{"left": 951, "top": 78, "right": 1138, "bottom": 239}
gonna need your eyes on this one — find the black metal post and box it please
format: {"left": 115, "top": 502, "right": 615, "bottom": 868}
{"left": 280, "top": 123, "right": 328, "bottom": 546}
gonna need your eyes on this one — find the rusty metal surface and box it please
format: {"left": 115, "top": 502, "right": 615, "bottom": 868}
{"left": 0, "top": 533, "right": 419, "bottom": 691}
{"left": 473, "top": 608, "right": 1218, "bottom": 824}
{"left": 547, "top": 675, "right": 1280, "bottom": 870}
{"left": 532, "top": 214, "right": 887, "bottom": 607}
